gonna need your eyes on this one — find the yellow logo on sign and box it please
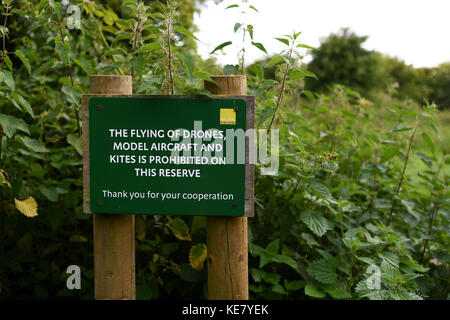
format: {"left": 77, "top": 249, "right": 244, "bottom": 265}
{"left": 220, "top": 108, "right": 236, "bottom": 125}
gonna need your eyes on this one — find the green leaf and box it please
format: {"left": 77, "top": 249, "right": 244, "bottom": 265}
{"left": 265, "top": 56, "right": 285, "bottom": 68}
{"left": 426, "top": 119, "right": 440, "bottom": 138}
{"left": 173, "top": 26, "right": 198, "bottom": 41}
{"left": 0, "top": 114, "right": 30, "bottom": 138}
{"left": 415, "top": 152, "right": 433, "bottom": 169}
{"left": 37, "top": 104, "right": 63, "bottom": 126}
{"left": 234, "top": 23, "right": 242, "bottom": 33}
{"left": 421, "top": 132, "right": 435, "bottom": 156}
{"left": 0, "top": 70, "right": 15, "bottom": 90}
{"left": 293, "top": 31, "right": 302, "bottom": 40}
{"left": 38, "top": 0, "right": 49, "bottom": 13}
{"left": 304, "top": 283, "right": 325, "bottom": 298}
{"left": 18, "top": 136, "right": 49, "bottom": 153}
{"left": 67, "top": 133, "right": 83, "bottom": 156}
{"left": 315, "top": 104, "right": 329, "bottom": 115}
{"left": 390, "top": 125, "right": 412, "bottom": 133}
{"left": 285, "top": 280, "right": 305, "bottom": 291}
{"left": 380, "top": 146, "right": 399, "bottom": 163}
{"left": 4, "top": 54, "right": 12, "bottom": 71}
{"left": 309, "top": 179, "right": 333, "bottom": 201}
{"left": 10, "top": 92, "right": 35, "bottom": 118}
{"left": 166, "top": 217, "right": 191, "bottom": 241}
{"left": 261, "top": 271, "right": 280, "bottom": 285}
{"left": 186, "top": 216, "right": 202, "bottom": 238}
{"left": 272, "top": 284, "right": 287, "bottom": 295}
{"left": 55, "top": 40, "right": 70, "bottom": 65}
{"left": 251, "top": 42, "right": 267, "bottom": 54}
{"left": 345, "top": 88, "right": 361, "bottom": 98}
{"left": 275, "top": 37, "right": 289, "bottom": 46}
{"left": 265, "top": 238, "right": 279, "bottom": 254}
{"left": 289, "top": 69, "right": 317, "bottom": 80}
{"left": 104, "top": 48, "right": 128, "bottom": 56}
{"left": 223, "top": 64, "right": 239, "bottom": 75}
{"left": 250, "top": 268, "right": 263, "bottom": 282}
{"left": 192, "top": 71, "right": 217, "bottom": 85}
{"left": 73, "top": 58, "right": 92, "bottom": 75}
{"left": 41, "top": 187, "right": 59, "bottom": 202}
{"left": 179, "top": 52, "right": 195, "bottom": 80}
{"left": 249, "top": 5, "right": 258, "bottom": 12}
{"left": 307, "top": 259, "right": 337, "bottom": 284}
{"left": 257, "top": 107, "right": 276, "bottom": 126}
{"left": 225, "top": 4, "right": 239, "bottom": 9}
{"left": 324, "top": 282, "right": 351, "bottom": 299}
{"left": 130, "top": 56, "right": 144, "bottom": 78}
{"left": 301, "top": 232, "right": 319, "bottom": 247}
{"left": 121, "top": 0, "right": 138, "bottom": 7}
{"left": 299, "top": 210, "right": 331, "bottom": 237}
{"left": 296, "top": 43, "right": 317, "bottom": 50}
{"left": 380, "top": 260, "right": 399, "bottom": 282}
{"left": 390, "top": 288, "right": 423, "bottom": 300}
{"left": 247, "top": 25, "right": 254, "bottom": 40}
{"left": 137, "top": 42, "right": 160, "bottom": 52}
{"left": 210, "top": 41, "right": 232, "bottom": 54}
{"left": 272, "top": 254, "right": 297, "bottom": 270}
{"left": 15, "top": 49, "right": 31, "bottom": 75}
{"left": 303, "top": 90, "right": 315, "bottom": 101}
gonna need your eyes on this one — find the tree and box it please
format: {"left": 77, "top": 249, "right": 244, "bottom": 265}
{"left": 305, "top": 28, "right": 383, "bottom": 96}
{"left": 427, "top": 62, "right": 450, "bottom": 109}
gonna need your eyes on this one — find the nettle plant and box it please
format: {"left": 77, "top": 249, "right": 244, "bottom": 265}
{"left": 210, "top": 0, "right": 267, "bottom": 75}
{"left": 249, "top": 80, "right": 449, "bottom": 299}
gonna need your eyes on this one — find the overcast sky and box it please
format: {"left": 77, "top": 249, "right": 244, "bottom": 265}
{"left": 193, "top": 0, "right": 450, "bottom": 68}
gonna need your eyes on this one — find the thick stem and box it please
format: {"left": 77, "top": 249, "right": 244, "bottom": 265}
{"left": 53, "top": 9, "right": 81, "bottom": 137}
{"left": 267, "top": 51, "right": 291, "bottom": 133}
{"left": 420, "top": 202, "right": 440, "bottom": 263}
{"left": 387, "top": 120, "right": 420, "bottom": 226}
{"left": 131, "top": 0, "right": 143, "bottom": 79}
{"left": 239, "top": 26, "right": 246, "bottom": 74}
{"left": 1, "top": 6, "right": 9, "bottom": 70}
{"left": 0, "top": 129, "right": 4, "bottom": 299}
{"left": 167, "top": 15, "right": 174, "bottom": 95}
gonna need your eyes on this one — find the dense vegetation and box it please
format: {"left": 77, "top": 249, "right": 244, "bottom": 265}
{"left": 0, "top": 0, "right": 448, "bottom": 300}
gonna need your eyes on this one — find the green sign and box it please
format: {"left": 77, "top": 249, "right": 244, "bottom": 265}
{"left": 87, "top": 96, "right": 250, "bottom": 216}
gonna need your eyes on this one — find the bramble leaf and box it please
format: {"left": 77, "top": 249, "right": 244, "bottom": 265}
{"left": 15, "top": 197, "right": 38, "bottom": 218}
{"left": 189, "top": 243, "right": 207, "bottom": 271}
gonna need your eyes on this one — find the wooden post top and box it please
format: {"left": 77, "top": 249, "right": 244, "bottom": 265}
{"left": 90, "top": 75, "right": 133, "bottom": 95}
{"left": 204, "top": 75, "right": 247, "bottom": 96}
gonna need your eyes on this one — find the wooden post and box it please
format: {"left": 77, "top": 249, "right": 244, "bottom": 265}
{"left": 90, "top": 75, "right": 135, "bottom": 300}
{"left": 204, "top": 75, "right": 249, "bottom": 300}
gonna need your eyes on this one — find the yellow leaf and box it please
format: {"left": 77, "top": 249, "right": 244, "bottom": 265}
{"left": 14, "top": 196, "right": 38, "bottom": 217}
{"left": 167, "top": 217, "right": 191, "bottom": 241}
{"left": 189, "top": 243, "right": 207, "bottom": 271}
{"left": 0, "top": 169, "right": 11, "bottom": 188}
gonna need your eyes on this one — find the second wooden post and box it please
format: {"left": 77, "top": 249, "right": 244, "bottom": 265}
{"left": 204, "top": 75, "right": 249, "bottom": 300}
